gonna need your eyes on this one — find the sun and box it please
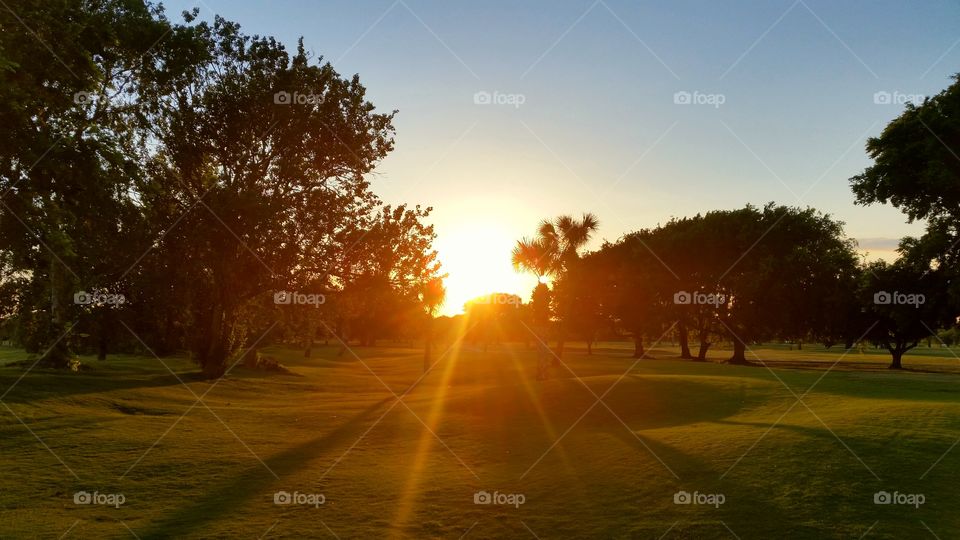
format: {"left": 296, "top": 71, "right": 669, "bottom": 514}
{"left": 433, "top": 221, "right": 534, "bottom": 316}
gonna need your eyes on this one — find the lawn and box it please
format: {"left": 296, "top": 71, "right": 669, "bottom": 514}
{"left": 1, "top": 342, "right": 959, "bottom": 539}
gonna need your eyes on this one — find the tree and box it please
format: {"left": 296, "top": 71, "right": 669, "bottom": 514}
{"left": 512, "top": 235, "right": 556, "bottom": 379}
{"left": 544, "top": 213, "right": 600, "bottom": 358}
{"left": 512, "top": 213, "right": 599, "bottom": 365}
{"left": 138, "top": 19, "right": 396, "bottom": 377}
{"left": 420, "top": 277, "right": 446, "bottom": 372}
{"left": 332, "top": 204, "right": 442, "bottom": 349}
{"left": 587, "top": 205, "right": 860, "bottom": 364}
{"left": 850, "top": 74, "right": 960, "bottom": 315}
{"left": 0, "top": 0, "right": 175, "bottom": 366}
{"left": 560, "top": 255, "right": 607, "bottom": 355}
{"left": 713, "top": 205, "right": 859, "bottom": 363}
{"left": 860, "top": 260, "right": 952, "bottom": 369}
{"left": 589, "top": 231, "right": 666, "bottom": 359}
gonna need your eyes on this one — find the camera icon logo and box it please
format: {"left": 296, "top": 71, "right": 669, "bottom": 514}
{"left": 473, "top": 490, "right": 492, "bottom": 504}
{"left": 873, "top": 91, "right": 892, "bottom": 105}
{"left": 673, "top": 490, "right": 692, "bottom": 504}
{"left": 874, "top": 491, "right": 891, "bottom": 504}
{"left": 73, "top": 91, "right": 96, "bottom": 105}
{"left": 673, "top": 291, "right": 692, "bottom": 305}
{"left": 473, "top": 91, "right": 492, "bottom": 105}
{"left": 274, "top": 491, "right": 292, "bottom": 504}
{"left": 673, "top": 91, "right": 692, "bottom": 105}
{"left": 274, "top": 291, "right": 292, "bottom": 305}
{"left": 74, "top": 491, "right": 92, "bottom": 504}
{"left": 74, "top": 291, "right": 92, "bottom": 305}
{"left": 274, "top": 91, "right": 291, "bottom": 105}
{"left": 873, "top": 291, "right": 892, "bottom": 305}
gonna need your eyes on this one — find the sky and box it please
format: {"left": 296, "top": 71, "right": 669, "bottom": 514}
{"left": 165, "top": 0, "right": 960, "bottom": 314}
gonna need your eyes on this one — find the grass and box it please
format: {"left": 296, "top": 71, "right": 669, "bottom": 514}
{"left": 1, "top": 341, "right": 959, "bottom": 538}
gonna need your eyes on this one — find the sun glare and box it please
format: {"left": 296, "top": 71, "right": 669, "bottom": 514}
{"left": 434, "top": 221, "right": 533, "bottom": 316}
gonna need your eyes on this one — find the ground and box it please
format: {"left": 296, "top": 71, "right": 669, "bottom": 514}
{"left": 1, "top": 341, "right": 959, "bottom": 539}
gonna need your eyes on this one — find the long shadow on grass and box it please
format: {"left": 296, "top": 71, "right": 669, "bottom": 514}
{"left": 608, "top": 427, "right": 713, "bottom": 480}
{"left": 0, "top": 371, "right": 199, "bottom": 404}
{"left": 714, "top": 418, "right": 885, "bottom": 446}
{"left": 602, "top": 429, "right": 817, "bottom": 538}
{"left": 137, "top": 394, "right": 397, "bottom": 539}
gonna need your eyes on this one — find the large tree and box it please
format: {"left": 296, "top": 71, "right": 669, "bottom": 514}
{"left": 132, "top": 17, "right": 397, "bottom": 377}
{"left": 0, "top": 0, "right": 175, "bottom": 366}
{"left": 860, "top": 260, "right": 952, "bottom": 369}
{"left": 850, "top": 73, "right": 960, "bottom": 314}
{"left": 712, "top": 205, "right": 859, "bottom": 363}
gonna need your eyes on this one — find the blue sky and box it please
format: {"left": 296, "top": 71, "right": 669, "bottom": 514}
{"left": 165, "top": 0, "right": 960, "bottom": 312}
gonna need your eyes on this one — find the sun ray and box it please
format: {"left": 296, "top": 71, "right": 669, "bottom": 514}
{"left": 390, "top": 317, "right": 470, "bottom": 537}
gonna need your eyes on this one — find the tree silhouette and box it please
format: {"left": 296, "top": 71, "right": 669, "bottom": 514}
{"left": 420, "top": 277, "right": 446, "bottom": 372}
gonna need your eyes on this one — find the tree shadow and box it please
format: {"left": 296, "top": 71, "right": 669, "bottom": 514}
{"left": 608, "top": 426, "right": 713, "bottom": 480}
{"left": 713, "top": 418, "right": 889, "bottom": 445}
{"left": 0, "top": 370, "right": 200, "bottom": 404}
{"left": 602, "top": 428, "right": 795, "bottom": 538}
{"left": 137, "top": 394, "right": 397, "bottom": 538}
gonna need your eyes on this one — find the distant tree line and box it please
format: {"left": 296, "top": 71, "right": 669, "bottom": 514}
{"left": 504, "top": 203, "right": 953, "bottom": 371}
{"left": 504, "top": 74, "right": 960, "bottom": 371}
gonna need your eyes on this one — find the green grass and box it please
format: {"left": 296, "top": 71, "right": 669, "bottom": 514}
{"left": 1, "top": 342, "right": 959, "bottom": 538}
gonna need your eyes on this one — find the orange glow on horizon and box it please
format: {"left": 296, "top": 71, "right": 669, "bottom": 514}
{"left": 434, "top": 221, "right": 536, "bottom": 316}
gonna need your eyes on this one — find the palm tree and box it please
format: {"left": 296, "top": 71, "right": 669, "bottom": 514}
{"left": 420, "top": 277, "right": 446, "bottom": 372}
{"left": 548, "top": 213, "right": 599, "bottom": 358}
{"left": 511, "top": 213, "right": 600, "bottom": 280}
{"left": 512, "top": 213, "right": 599, "bottom": 375}
{"left": 511, "top": 236, "right": 556, "bottom": 281}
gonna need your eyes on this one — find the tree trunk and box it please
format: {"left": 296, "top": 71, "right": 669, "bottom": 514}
{"left": 678, "top": 319, "right": 693, "bottom": 359}
{"left": 888, "top": 348, "right": 904, "bottom": 370}
{"left": 201, "top": 347, "right": 228, "bottom": 378}
{"left": 423, "top": 317, "right": 433, "bottom": 373}
{"left": 587, "top": 339, "right": 593, "bottom": 355}
{"left": 40, "top": 257, "right": 71, "bottom": 368}
{"left": 535, "top": 321, "right": 551, "bottom": 380}
{"left": 553, "top": 339, "right": 564, "bottom": 365}
{"left": 198, "top": 304, "right": 229, "bottom": 379}
{"left": 696, "top": 340, "right": 710, "bottom": 361}
{"left": 633, "top": 334, "right": 645, "bottom": 359}
{"left": 536, "top": 340, "right": 550, "bottom": 381}
{"left": 97, "top": 333, "right": 108, "bottom": 361}
{"left": 728, "top": 336, "right": 749, "bottom": 364}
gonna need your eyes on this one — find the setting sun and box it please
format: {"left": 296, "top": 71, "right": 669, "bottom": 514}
{"left": 434, "top": 221, "right": 535, "bottom": 315}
